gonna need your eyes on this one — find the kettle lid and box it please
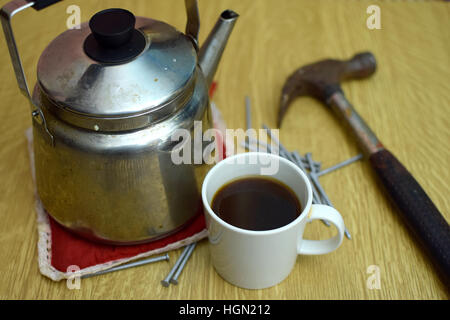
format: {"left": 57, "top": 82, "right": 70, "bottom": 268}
{"left": 37, "top": 8, "right": 197, "bottom": 119}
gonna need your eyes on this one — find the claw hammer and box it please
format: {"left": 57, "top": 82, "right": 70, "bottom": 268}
{"left": 278, "top": 52, "right": 450, "bottom": 286}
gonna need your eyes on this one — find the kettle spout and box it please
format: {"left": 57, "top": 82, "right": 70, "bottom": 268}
{"left": 198, "top": 10, "right": 239, "bottom": 89}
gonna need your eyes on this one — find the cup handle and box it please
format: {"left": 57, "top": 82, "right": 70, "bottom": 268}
{"left": 297, "top": 204, "right": 346, "bottom": 255}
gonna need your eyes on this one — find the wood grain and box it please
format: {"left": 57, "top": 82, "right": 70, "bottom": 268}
{"left": 0, "top": 0, "right": 448, "bottom": 299}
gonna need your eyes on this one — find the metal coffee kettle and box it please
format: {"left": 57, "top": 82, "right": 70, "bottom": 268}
{"left": 1, "top": 0, "right": 238, "bottom": 244}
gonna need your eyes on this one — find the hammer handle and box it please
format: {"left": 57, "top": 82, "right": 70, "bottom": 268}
{"left": 328, "top": 92, "right": 450, "bottom": 285}
{"left": 370, "top": 149, "right": 450, "bottom": 285}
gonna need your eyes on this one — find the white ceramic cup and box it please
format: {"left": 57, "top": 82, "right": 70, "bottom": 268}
{"left": 201, "top": 152, "right": 346, "bottom": 289}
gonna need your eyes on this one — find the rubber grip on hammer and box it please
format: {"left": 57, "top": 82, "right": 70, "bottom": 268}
{"left": 370, "top": 149, "right": 450, "bottom": 287}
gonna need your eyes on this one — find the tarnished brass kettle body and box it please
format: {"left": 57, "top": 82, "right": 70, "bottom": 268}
{"left": 1, "top": 0, "right": 238, "bottom": 244}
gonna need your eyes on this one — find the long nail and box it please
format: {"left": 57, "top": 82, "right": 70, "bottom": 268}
{"left": 245, "top": 96, "right": 252, "bottom": 131}
{"left": 170, "top": 243, "right": 197, "bottom": 285}
{"left": 303, "top": 153, "right": 330, "bottom": 227}
{"left": 318, "top": 154, "right": 364, "bottom": 177}
{"left": 310, "top": 172, "right": 333, "bottom": 205}
{"left": 294, "top": 152, "right": 330, "bottom": 227}
{"left": 81, "top": 254, "right": 169, "bottom": 279}
{"left": 242, "top": 141, "right": 258, "bottom": 153}
{"left": 262, "top": 124, "right": 297, "bottom": 163}
{"left": 291, "top": 151, "right": 321, "bottom": 172}
{"left": 306, "top": 154, "right": 332, "bottom": 206}
{"left": 309, "top": 171, "right": 352, "bottom": 240}
{"left": 246, "top": 140, "right": 311, "bottom": 172}
{"left": 161, "top": 245, "right": 191, "bottom": 287}
{"left": 248, "top": 138, "right": 272, "bottom": 154}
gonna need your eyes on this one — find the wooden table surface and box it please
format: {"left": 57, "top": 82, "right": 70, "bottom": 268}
{"left": 0, "top": 0, "right": 448, "bottom": 300}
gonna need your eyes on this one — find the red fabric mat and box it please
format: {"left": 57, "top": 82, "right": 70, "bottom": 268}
{"left": 49, "top": 212, "right": 206, "bottom": 272}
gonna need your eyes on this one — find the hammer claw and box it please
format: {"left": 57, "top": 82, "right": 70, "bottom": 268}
{"left": 278, "top": 69, "right": 310, "bottom": 127}
{"left": 277, "top": 52, "right": 377, "bottom": 127}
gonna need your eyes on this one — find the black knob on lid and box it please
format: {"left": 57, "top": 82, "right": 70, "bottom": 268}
{"left": 89, "top": 8, "right": 136, "bottom": 48}
{"left": 84, "top": 8, "right": 146, "bottom": 64}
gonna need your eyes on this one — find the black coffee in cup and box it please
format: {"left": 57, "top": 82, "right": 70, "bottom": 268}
{"left": 211, "top": 176, "right": 302, "bottom": 231}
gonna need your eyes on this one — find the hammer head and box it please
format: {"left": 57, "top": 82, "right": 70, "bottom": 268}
{"left": 278, "top": 52, "right": 377, "bottom": 127}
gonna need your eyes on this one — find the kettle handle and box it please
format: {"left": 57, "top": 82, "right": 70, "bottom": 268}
{"left": 185, "top": 0, "right": 200, "bottom": 50}
{"left": 1, "top": 0, "right": 62, "bottom": 102}
{"left": 0, "top": 0, "right": 60, "bottom": 145}
{"left": 27, "top": 0, "right": 62, "bottom": 10}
